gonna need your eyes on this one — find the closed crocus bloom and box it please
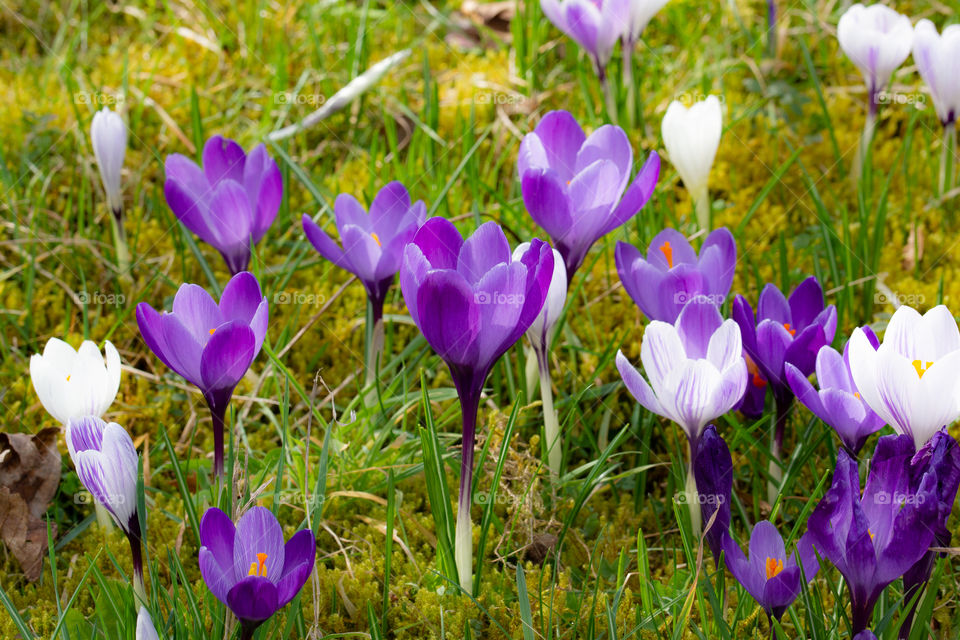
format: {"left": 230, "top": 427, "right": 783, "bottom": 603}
{"left": 136, "top": 607, "right": 159, "bottom": 640}
{"left": 30, "top": 338, "right": 121, "bottom": 425}
{"left": 847, "top": 305, "right": 960, "bottom": 450}
{"left": 661, "top": 96, "right": 722, "bottom": 229}
{"left": 401, "top": 218, "right": 554, "bottom": 593}
{"left": 199, "top": 507, "right": 315, "bottom": 640}
{"left": 837, "top": 4, "right": 913, "bottom": 101}
{"left": 616, "top": 227, "right": 736, "bottom": 323}
{"left": 66, "top": 415, "right": 145, "bottom": 598}
{"left": 785, "top": 328, "right": 885, "bottom": 455}
{"left": 623, "top": 0, "right": 669, "bottom": 46}
{"left": 165, "top": 135, "right": 282, "bottom": 275}
{"left": 913, "top": 20, "right": 960, "bottom": 128}
{"left": 512, "top": 243, "right": 567, "bottom": 353}
{"left": 807, "top": 438, "right": 939, "bottom": 635}
{"left": 519, "top": 110, "right": 660, "bottom": 281}
{"left": 617, "top": 298, "right": 747, "bottom": 454}
{"left": 137, "top": 271, "right": 268, "bottom": 477}
{"left": 692, "top": 425, "right": 732, "bottom": 566}
{"left": 540, "top": 0, "right": 629, "bottom": 73}
{"left": 90, "top": 107, "right": 126, "bottom": 215}
{"left": 722, "top": 522, "right": 819, "bottom": 625}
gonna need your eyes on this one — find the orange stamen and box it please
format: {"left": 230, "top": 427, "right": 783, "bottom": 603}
{"left": 783, "top": 323, "right": 796, "bottom": 337}
{"left": 660, "top": 241, "right": 674, "bottom": 268}
{"left": 247, "top": 552, "right": 268, "bottom": 577}
{"left": 765, "top": 557, "right": 784, "bottom": 580}
{"left": 371, "top": 232, "right": 382, "bottom": 248}
{"left": 209, "top": 328, "right": 216, "bottom": 335}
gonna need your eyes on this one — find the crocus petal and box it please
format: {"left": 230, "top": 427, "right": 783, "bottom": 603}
{"left": 171, "top": 283, "right": 223, "bottom": 340}
{"left": 233, "top": 507, "right": 286, "bottom": 584}
{"left": 199, "top": 323, "right": 256, "bottom": 393}
{"left": 457, "top": 221, "right": 512, "bottom": 286}
{"left": 202, "top": 135, "right": 246, "bottom": 186}
{"left": 226, "top": 577, "right": 279, "bottom": 623}
{"left": 415, "top": 270, "right": 481, "bottom": 368}
{"left": 302, "top": 215, "right": 350, "bottom": 269}
{"left": 616, "top": 350, "right": 666, "bottom": 417}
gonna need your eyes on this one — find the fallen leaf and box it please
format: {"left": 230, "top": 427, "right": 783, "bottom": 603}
{"left": 0, "top": 428, "right": 61, "bottom": 581}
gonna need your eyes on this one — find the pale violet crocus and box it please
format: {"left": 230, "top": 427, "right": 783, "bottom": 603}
{"left": 136, "top": 607, "right": 159, "bottom": 640}
{"left": 514, "top": 242, "right": 567, "bottom": 477}
{"left": 30, "top": 338, "right": 121, "bottom": 425}
{"left": 836, "top": 4, "right": 913, "bottom": 181}
{"left": 66, "top": 415, "right": 145, "bottom": 601}
{"left": 616, "top": 298, "right": 746, "bottom": 530}
{"left": 90, "top": 107, "right": 130, "bottom": 273}
{"left": 912, "top": 20, "right": 960, "bottom": 194}
{"left": 661, "top": 96, "right": 722, "bottom": 230}
{"left": 848, "top": 305, "right": 960, "bottom": 451}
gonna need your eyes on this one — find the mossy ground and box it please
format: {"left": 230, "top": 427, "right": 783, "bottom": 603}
{"left": 1, "top": 0, "right": 959, "bottom": 638}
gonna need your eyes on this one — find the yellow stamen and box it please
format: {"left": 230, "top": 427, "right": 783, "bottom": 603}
{"left": 912, "top": 360, "right": 934, "bottom": 378}
{"left": 783, "top": 323, "right": 796, "bottom": 337}
{"left": 660, "top": 241, "right": 674, "bottom": 268}
{"left": 765, "top": 557, "right": 784, "bottom": 580}
{"left": 869, "top": 529, "right": 875, "bottom": 541}
{"left": 854, "top": 392, "right": 861, "bottom": 399}
{"left": 371, "top": 232, "right": 382, "bottom": 248}
{"left": 247, "top": 552, "right": 268, "bottom": 577}
{"left": 209, "top": 328, "right": 216, "bottom": 335}
{"left": 66, "top": 375, "right": 71, "bottom": 382}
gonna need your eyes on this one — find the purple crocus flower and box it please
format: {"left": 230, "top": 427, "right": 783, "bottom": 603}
{"left": 692, "top": 424, "right": 732, "bottom": 566}
{"left": 722, "top": 522, "right": 819, "bottom": 629}
{"left": 540, "top": 0, "right": 629, "bottom": 76}
{"left": 807, "top": 437, "right": 939, "bottom": 635}
{"left": 518, "top": 110, "right": 660, "bottom": 281}
{"left": 732, "top": 276, "right": 837, "bottom": 458}
{"left": 899, "top": 429, "right": 960, "bottom": 639}
{"left": 785, "top": 328, "right": 884, "bottom": 455}
{"left": 199, "top": 507, "right": 315, "bottom": 640}
{"left": 165, "top": 135, "right": 282, "bottom": 275}
{"left": 400, "top": 218, "right": 554, "bottom": 594}
{"left": 136, "top": 271, "right": 268, "bottom": 478}
{"left": 66, "top": 415, "right": 145, "bottom": 597}
{"left": 615, "top": 227, "right": 736, "bottom": 323}
{"left": 737, "top": 354, "right": 768, "bottom": 420}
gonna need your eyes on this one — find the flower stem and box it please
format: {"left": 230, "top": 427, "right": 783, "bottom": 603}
{"left": 598, "top": 66, "right": 618, "bottom": 125}
{"left": 455, "top": 389, "right": 481, "bottom": 595}
{"left": 940, "top": 121, "right": 956, "bottom": 197}
{"left": 852, "top": 96, "right": 877, "bottom": 188}
{"left": 109, "top": 206, "right": 131, "bottom": 279}
{"left": 685, "top": 440, "right": 701, "bottom": 537}
{"left": 692, "top": 185, "right": 711, "bottom": 231}
{"left": 127, "top": 520, "right": 146, "bottom": 605}
{"left": 364, "top": 298, "right": 385, "bottom": 408}
{"left": 767, "top": 397, "right": 790, "bottom": 506}
{"left": 621, "top": 40, "right": 636, "bottom": 129}
{"left": 535, "top": 346, "right": 562, "bottom": 478}
{"left": 207, "top": 397, "right": 228, "bottom": 480}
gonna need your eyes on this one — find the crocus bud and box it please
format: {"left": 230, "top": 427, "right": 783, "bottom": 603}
{"left": 136, "top": 607, "right": 160, "bottom": 640}
{"left": 65, "top": 416, "right": 139, "bottom": 535}
{"left": 90, "top": 107, "right": 127, "bottom": 215}
{"left": 912, "top": 20, "right": 960, "bottom": 128}
{"left": 623, "top": 0, "right": 669, "bottom": 46}
{"left": 836, "top": 4, "right": 913, "bottom": 100}
{"left": 661, "top": 96, "right": 722, "bottom": 222}
{"left": 512, "top": 243, "right": 567, "bottom": 352}
{"left": 29, "top": 338, "right": 121, "bottom": 425}
{"left": 540, "top": 0, "right": 629, "bottom": 73}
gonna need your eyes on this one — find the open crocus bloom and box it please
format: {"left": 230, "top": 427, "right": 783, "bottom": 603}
{"left": 913, "top": 20, "right": 960, "bottom": 128}
{"left": 136, "top": 271, "right": 268, "bottom": 476}
{"left": 30, "top": 338, "right": 121, "bottom": 425}
{"left": 786, "top": 328, "right": 885, "bottom": 455}
{"left": 836, "top": 4, "right": 913, "bottom": 100}
{"left": 723, "top": 521, "right": 819, "bottom": 623}
{"left": 199, "top": 507, "right": 315, "bottom": 637}
{"left": 616, "top": 227, "right": 735, "bottom": 323}
{"left": 165, "top": 135, "right": 282, "bottom": 274}
{"left": 807, "top": 438, "right": 939, "bottom": 634}
{"left": 519, "top": 110, "right": 660, "bottom": 281}
{"left": 847, "top": 305, "right": 960, "bottom": 450}
{"left": 616, "top": 298, "right": 746, "bottom": 452}
{"left": 540, "top": 0, "right": 629, "bottom": 73}
{"left": 302, "top": 181, "right": 426, "bottom": 318}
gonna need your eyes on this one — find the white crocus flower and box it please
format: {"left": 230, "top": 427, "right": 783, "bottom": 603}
{"left": 661, "top": 96, "right": 722, "bottom": 230}
{"left": 848, "top": 305, "right": 960, "bottom": 450}
{"left": 90, "top": 107, "right": 127, "bottom": 215}
{"left": 837, "top": 4, "right": 913, "bottom": 99}
{"left": 913, "top": 19, "right": 960, "bottom": 128}
{"left": 29, "top": 338, "right": 121, "bottom": 424}
{"left": 136, "top": 607, "right": 160, "bottom": 640}
{"left": 623, "top": 0, "right": 669, "bottom": 46}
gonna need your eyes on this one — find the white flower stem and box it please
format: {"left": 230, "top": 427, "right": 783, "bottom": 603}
{"left": 852, "top": 100, "right": 877, "bottom": 188}
{"left": 535, "top": 346, "right": 562, "bottom": 478}
{"left": 109, "top": 206, "right": 131, "bottom": 278}
{"left": 692, "top": 185, "right": 711, "bottom": 231}
{"left": 685, "top": 456, "right": 701, "bottom": 537}
{"left": 364, "top": 306, "right": 385, "bottom": 408}
{"left": 598, "top": 67, "right": 618, "bottom": 125}
{"left": 454, "top": 392, "right": 480, "bottom": 595}
{"left": 940, "top": 121, "right": 956, "bottom": 197}
{"left": 621, "top": 40, "right": 637, "bottom": 129}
